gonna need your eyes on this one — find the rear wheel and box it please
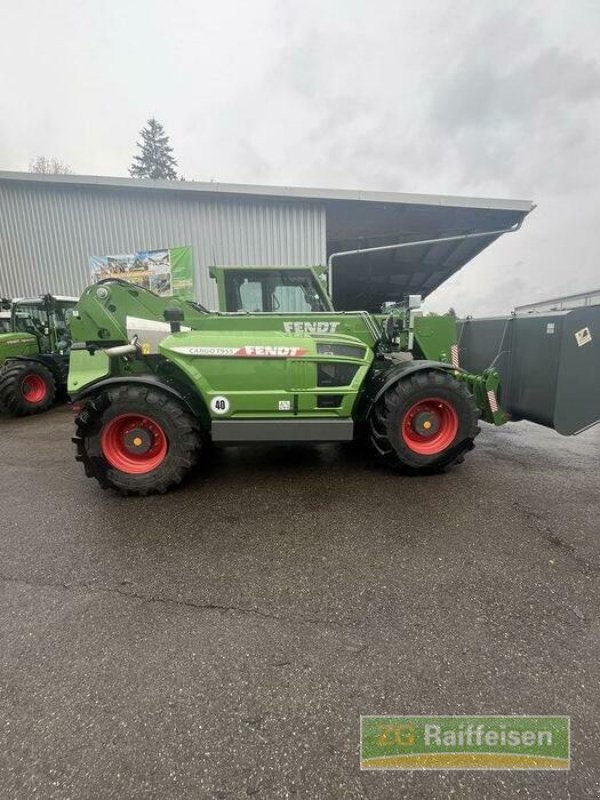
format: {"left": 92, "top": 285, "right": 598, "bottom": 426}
{"left": 73, "top": 385, "right": 202, "bottom": 495}
{"left": 369, "top": 370, "right": 480, "bottom": 473}
{"left": 0, "top": 360, "right": 57, "bottom": 416}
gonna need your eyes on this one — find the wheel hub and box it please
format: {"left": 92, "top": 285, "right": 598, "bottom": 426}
{"left": 122, "top": 427, "right": 153, "bottom": 455}
{"left": 411, "top": 410, "right": 440, "bottom": 437}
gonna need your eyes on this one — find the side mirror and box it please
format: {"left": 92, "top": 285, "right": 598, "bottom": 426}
{"left": 164, "top": 306, "right": 184, "bottom": 333}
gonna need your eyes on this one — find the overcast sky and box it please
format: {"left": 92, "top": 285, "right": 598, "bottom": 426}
{"left": 2, "top": 0, "right": 599, "bottom": 314}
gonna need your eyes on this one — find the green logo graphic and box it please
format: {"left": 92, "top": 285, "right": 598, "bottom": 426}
{"left": 360, "top": 716, "right": 570, "bottom": 770}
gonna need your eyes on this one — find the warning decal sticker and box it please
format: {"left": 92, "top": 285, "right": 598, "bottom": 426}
{"left": 574, "top": 327, "right": 592, "bottom": 347}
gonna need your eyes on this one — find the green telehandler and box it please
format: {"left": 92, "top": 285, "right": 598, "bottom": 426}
{"left": 0, "top": 294, "right": 78, "bottom": 415}
{"left": 66, "top": 260, "right": 600, "bottom": 495}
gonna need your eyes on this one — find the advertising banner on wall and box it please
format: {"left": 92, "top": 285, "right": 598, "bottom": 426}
{"left": 89, "top": 246, "right": 194, "bottom": 299}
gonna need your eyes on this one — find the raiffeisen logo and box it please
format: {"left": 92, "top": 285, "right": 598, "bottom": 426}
{"left": 360, "top": 716, "right": 570, "bottom": 770}
{"left": 283, "top": 321, "right": 340, "bottom": 334}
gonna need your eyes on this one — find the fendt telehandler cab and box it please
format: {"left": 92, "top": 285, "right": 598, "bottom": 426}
{"left": 0, "top": 294, "right": 78, "bottom": 415}
{"left": 67, "top": 244, "right": 600, "bottom": 495}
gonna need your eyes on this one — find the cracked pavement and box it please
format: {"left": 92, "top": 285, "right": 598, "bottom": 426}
{"left": 1, "top": 405, "right": 599, "bottom": 798}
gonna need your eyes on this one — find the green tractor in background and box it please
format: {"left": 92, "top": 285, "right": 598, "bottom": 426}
{"left": 0, "top": 294, "right": 78, "bottom": 415}
{"left": 66, "top": 267, "right": 600, "bottom": 496}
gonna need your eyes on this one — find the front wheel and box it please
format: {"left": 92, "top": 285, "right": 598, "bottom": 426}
{"left": 0, "top": 360, "right": 57, "bottom": 416}
{"left": 73, "top": 385, "right": 202, "bottom": 495}
{"left": 369, "top": 370, "right": 480, "bottom": 473}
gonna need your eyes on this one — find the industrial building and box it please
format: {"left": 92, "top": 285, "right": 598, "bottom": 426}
{"left": 0, "top": 171, "right": 532, "bottom": 311}
{"left": 515, "top": 288, "right": 600, "bottom": 314}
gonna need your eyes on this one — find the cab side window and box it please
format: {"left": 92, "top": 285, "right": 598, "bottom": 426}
{"left": 14, "top": 305, "right": 48, "bottom": 335}
{"left": 272, "top": 284, "right": 313, "bottom": 312}
{"left": 14, "top": 305, "right": 50, "bottom": 350}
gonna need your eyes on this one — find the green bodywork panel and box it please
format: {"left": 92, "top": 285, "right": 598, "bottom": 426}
{"left": 160, "top": 330, "right": 373, "bottom": 419}
{"left": 170, "top": 311, "right": 379, "bottom": 347}
{"left": 68, "top": 324, "right": 374, "bottom": 422}
{"left": 0, "top": 332, "right": 39, "bottom": 366}
{"left": 67, "top": 349, "right": 111, "bottom": 394}
{"left": 413, "top": 315, "right": 457, "bottom": 363}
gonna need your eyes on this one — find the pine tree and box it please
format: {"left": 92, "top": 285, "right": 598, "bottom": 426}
{"left": 129, "top": 118, "right": 178, "bottom": 180}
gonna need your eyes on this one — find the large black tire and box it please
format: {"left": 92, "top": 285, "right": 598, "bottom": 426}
{"left": 0, "top": 360, "right": 57, "bottom": 416}
{"left": 369, "top": 370, "right": 480, "bottom": 473}
{"left": 73, "top": 385, "right": 202, "bottom": 495}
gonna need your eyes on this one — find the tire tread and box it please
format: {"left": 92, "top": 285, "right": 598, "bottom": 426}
{"left": 368, "top": 369, "right": 480, "bottom": 474}
{"left": 73, "top": 385, "right": 201, "bottom": 495}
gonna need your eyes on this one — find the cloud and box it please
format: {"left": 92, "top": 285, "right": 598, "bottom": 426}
{"left": 1, "top": 0, "right": 600, "bottom": 314}
{"left": 433, "top": 48, "right": 600, "bottom": 130}
{"left": 429, "top": 44, "right": 600, "bottom": 195}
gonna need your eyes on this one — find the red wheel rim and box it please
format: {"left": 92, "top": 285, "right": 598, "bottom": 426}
{"left": 401, "top": 397, "right": 459, "bottom": 455}
{"left": 21, "top": 374, "right": 48, "bottom": 404}
{"left": 100, "top": 414, "right": 168, "bottom": 474}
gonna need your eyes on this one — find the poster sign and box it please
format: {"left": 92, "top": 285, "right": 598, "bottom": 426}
{"left": 89, "top": 246, "right": 194, "bottom": 299}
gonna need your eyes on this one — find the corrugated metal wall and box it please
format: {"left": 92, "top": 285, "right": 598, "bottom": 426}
{"left": 0, "top": 181, "right": 326, "bottom": 307}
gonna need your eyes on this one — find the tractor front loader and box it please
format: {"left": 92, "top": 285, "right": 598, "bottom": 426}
{"left": 67, "top": 270, "right": 600, "bottom": 496}
{"left": 0, "top": 294, "right": 78, "bottom": 415}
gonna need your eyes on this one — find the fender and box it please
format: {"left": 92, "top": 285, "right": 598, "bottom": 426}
{"left": 359, "top": 359, "right": 457, "bottom": 419}
{"left": 73, "top": 375, "right": 209, "bottom": 426}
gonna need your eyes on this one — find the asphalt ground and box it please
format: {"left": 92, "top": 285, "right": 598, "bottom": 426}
{"left": 0, "top": 405, "right": 599, "bottom": 799}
